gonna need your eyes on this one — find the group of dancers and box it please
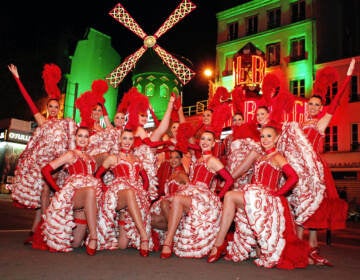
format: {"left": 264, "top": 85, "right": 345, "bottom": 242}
{"left": 6, "top": 58, "right": 355, "bottom": 270}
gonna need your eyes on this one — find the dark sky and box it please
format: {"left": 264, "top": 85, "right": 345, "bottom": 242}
{"left": 0, "top": 0, "right": 244, "bottom": 120}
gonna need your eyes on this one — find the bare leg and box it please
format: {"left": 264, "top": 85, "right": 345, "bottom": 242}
{"left": 151, "top": 199, "right": 170, "bottom": 230}
{"left": 162, "top": 195, "right": 191, "bottom": 254}
{"left": 309, "top": 229, "right": 318, "bottom": 248}
{"left": 296, "top": 225, "right": 304, "bottom": 240}
{"left": 116, "top": 189, "right": 148, "bottom": 251}
{"left": 72, "top": 210, "right": 87, "bottom": 248}
{"left": 31, "top": 208, "right": 42, "bottom": 232}
{"left": 213, "top": 191, "right": 244, "bottom": 248}
{"left": 117, "top": 212, "right": 129, "bottom": 249}
{"left": 73, "top": 187, "right": 97, "bottom": 249}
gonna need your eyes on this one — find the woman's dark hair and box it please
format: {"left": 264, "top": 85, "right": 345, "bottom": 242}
{"left": 204, "top": 108, "right": 213, "bottom": 114}
{"left": 171, "top": 150, "right": 183, "bottom": 158}
{"left": 233, "top": 112, "right": 244, "bottom": 119}
{"left": 310, "top": 94, "right": 323, "bottom": 104}
{"left": 122, "top": 128, "right": 134, "bottom": 134}
{"left": 202, "top": 130, "right": 215, "bottom": 138}
{"left": 257, "top": 106, "right": 269, "bottom": 113}
{"left": 76, "top": 126, "right": 90, "bottom": 134}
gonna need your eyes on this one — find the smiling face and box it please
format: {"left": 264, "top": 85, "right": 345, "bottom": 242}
{"left": 232, "top": 113, "right": 244, "bottom": 127}
{"left": 75, "top": 127, "right": 90, "bottom": 148}
{"left": 202, "top": 110, "right": 213, "bottom": 126}
{"left": 120, "top": 130, "right": 134, "bottom": 151}
{"left": 138, "top": 113, "right": 148, "bottom": 126}
{"left": 47, "top": 99, "right": 60, "bottom": 118}
{"left": 260, "top": 127, "right": 278, "bottom": 151}
{"left": 307, "top": 96, "right": 323, "bottom": 117}
{"left": 114, "top": 112, "right": 126, "bottom": 128}
{"left": 256, "top": 107, "right": 270, "bottom": 126}
{"left": 169, "top": 150, "right": 182, "bottom": 168}
{"left": 170, "top": 122, "right": 179, "bottom": 138}
{"left": 91, "top": 104, "right": 103, "bottom": 122}
{"left": 199, "top": 131, "right": 215, "bottom": 152}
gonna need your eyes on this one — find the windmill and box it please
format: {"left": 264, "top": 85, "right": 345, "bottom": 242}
{"left": 106, "top": 0, "right": 197, "bottom": 88}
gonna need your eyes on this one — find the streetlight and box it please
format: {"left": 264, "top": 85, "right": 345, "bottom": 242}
{"left": 203, "top": 68, "right": 215, "bottom": 99}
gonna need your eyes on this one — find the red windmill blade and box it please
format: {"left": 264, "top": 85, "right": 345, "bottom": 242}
{"left": 106, "top": 0, "right": 197, "bottom": 88}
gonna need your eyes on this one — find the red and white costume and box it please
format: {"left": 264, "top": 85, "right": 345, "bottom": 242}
{"left": 172, "top": 159, "right": 222, "bottom": 258}
{"left": 299, "top": 120, "right": 348, "bottom": 229}
{"left": 227, "top": 154, "right": 309, "bottom": 269}
{"left": 41, "top": 152, "right": 102, "bottom": 252}
{"left": 97, "top": 157, "right": 152, "bottom": 251}
{"left": 226, "top": 137, "right": 262, "bottom": 190}
{"left": 7, "top": 117, "right": 76, "bottom": 208}
{"left": 133, "top": 137, "right": 159, "bottom": 201}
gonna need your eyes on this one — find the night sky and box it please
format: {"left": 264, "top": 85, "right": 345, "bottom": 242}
{"left": 0, "top": 0, "right": 246, "bottom": 121}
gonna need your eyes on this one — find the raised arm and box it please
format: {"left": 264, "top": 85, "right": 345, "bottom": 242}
{"left": 317, "top": 58, "right": 356, "bottom": 133}
{"left": 8, "top": 64, "right": 45, "bottom": 125}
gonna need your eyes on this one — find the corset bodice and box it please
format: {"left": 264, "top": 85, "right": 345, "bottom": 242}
{"left": 301, "top": 121, "right": 323, "bottom": 153}
{"left": 67, "top": 155, "right": 96, "bottom": 176}
{"left": 190, "top": 160, "right": 215, "bottom": 185}
{"left": 251, "top": 159, "right": 281, "bottom": 191}
{"left": 111, "top": 158, "right": 141, "bottom": 180}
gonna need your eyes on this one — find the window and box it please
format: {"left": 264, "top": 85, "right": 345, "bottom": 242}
{"left": 145, "top": 83, "right": 155, "bottom": 97}
{"left": 350, "top": 76, "right": 359, "bottom": 102}
{"left": 351, "top": 123, "right": 360, "bottom": 151}
{"left": 246, "top": 15, "right": 258, "bottom": 35}
{"left": 324, "top": 126, "right": 338, "bottom": 152}
{"left": 227, "top": 22, "right": 238, "bottom": 41}
{"left": 290, "top": 37, "right": 305, "bottom": 61}
{"left": 223, "top": 55, "right": 233, "bottom": 76}
{"left": 290, "top": 79, "right": 305, "bottom": 98}
{"left": 267, "top": 8, "right": 281, "bottom": 29}
{"left": 291, "top": 0, "right": 305, "bottom": 22}
{"left": 325, "top": 82, "right": 338, "bottom": 105}
{"left": 266, "top": 43, "right": 280, "bottom": 66}
{"left": 159, "top": 84, "right": 169, "bottom": 98}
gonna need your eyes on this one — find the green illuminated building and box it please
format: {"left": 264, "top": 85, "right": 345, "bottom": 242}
{"left": 64, "top": 28, "right": 121, "bottom": 123}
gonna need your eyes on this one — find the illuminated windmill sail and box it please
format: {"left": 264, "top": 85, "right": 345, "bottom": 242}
{"left": 107, "top": 0, "right": 197, "bottom": 88}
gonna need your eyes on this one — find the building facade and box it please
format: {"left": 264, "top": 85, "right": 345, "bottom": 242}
{"left": 214, "top": 0, "right": 360, "bottom": 201}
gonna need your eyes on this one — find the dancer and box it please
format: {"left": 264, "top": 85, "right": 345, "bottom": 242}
{"left": 150, "top": 149, "right": 189, "bottom": 248}
{"left": 293, "top": 58, "right": 355, "bottom": 265}
{"left": 95, "top": 129, "right": 151, "bottom": 256}
{"left": 40, "top": 126, "right": 102, "bottom": 255}
{"left": 6, "top": 63, "right": 76, "bottom": 244}
{"left": 208, "top": 124, "right": 309, "bottom": 270}
{"left": 118, "top": 88, "right": 175, "bottom": 201}
{"left": 160, "top": 130, "right": 234, "bottom": 259}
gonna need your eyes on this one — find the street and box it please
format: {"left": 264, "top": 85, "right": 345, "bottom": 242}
{"left": 1, "top": 194, "right": 360, "bottom": 280}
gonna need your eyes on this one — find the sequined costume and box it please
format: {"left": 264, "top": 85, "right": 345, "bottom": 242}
{"left": 227, "top": 155, "right": 309, "bottom": 269}
{"left": 171, "top": 159, "right": 222, "bottom": 258}
{"left": 97, "top": 157, "right": 152, "bottom": 251}
{"left": 299, "top": 120, "right": 348, "bottom": 229}
{"left": 133, "top": 137, "right": 159, "bottom": 201}
{"left": 6, "top": 117, "right": 77, "bottom": 208}
{"left": 41, "top": 152, "right": 102, "bottom": 252}
{"left": 226, "top": 137, "right": 262, "bottom": 189}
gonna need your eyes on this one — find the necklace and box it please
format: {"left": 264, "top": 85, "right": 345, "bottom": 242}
{"left": 202, "top": 150, "right": 212, "bottom": 156}
{"left": 120, "top": 148, "right": 131, "bottom": 156}
{"left": 265, "top": 147, "right": 277, "bottom": 155}
{"left": 76, "top": 145, "right": 86, "bottom": 152}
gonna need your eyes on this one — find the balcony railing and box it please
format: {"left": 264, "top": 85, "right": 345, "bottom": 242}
{"left": 183, "top": 100, "right": 208, "bottom": 116}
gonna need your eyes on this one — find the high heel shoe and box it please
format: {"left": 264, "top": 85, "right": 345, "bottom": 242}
{"left": 139, "top": 239, "right": 149, "bottom": 257}
{"left": 160, "top": 244, "right": 173, "bottom": 259}
{"left": 207, "top": 241, "right": 228, "bottom": 263}
{"left": 86, "top": 238, "right": 97, "bottom": 256}
{"left": 23, "top": 231, "right": 34, "bottom": 245}
{"left": 309, "top": 247, "right": 333, "bottom": 267}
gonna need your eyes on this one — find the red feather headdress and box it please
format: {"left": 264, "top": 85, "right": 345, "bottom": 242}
{"left": 313, "top": 66, "right": 339, "bottom": 101}
{"left": 42, "top": 63, "right": 62, "bottom": 100}
{"left": 75, "top": 79, "right": 108, "bottom": 128}
{"left": 118, "top": 87, "right": 150, "bottom": 130}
